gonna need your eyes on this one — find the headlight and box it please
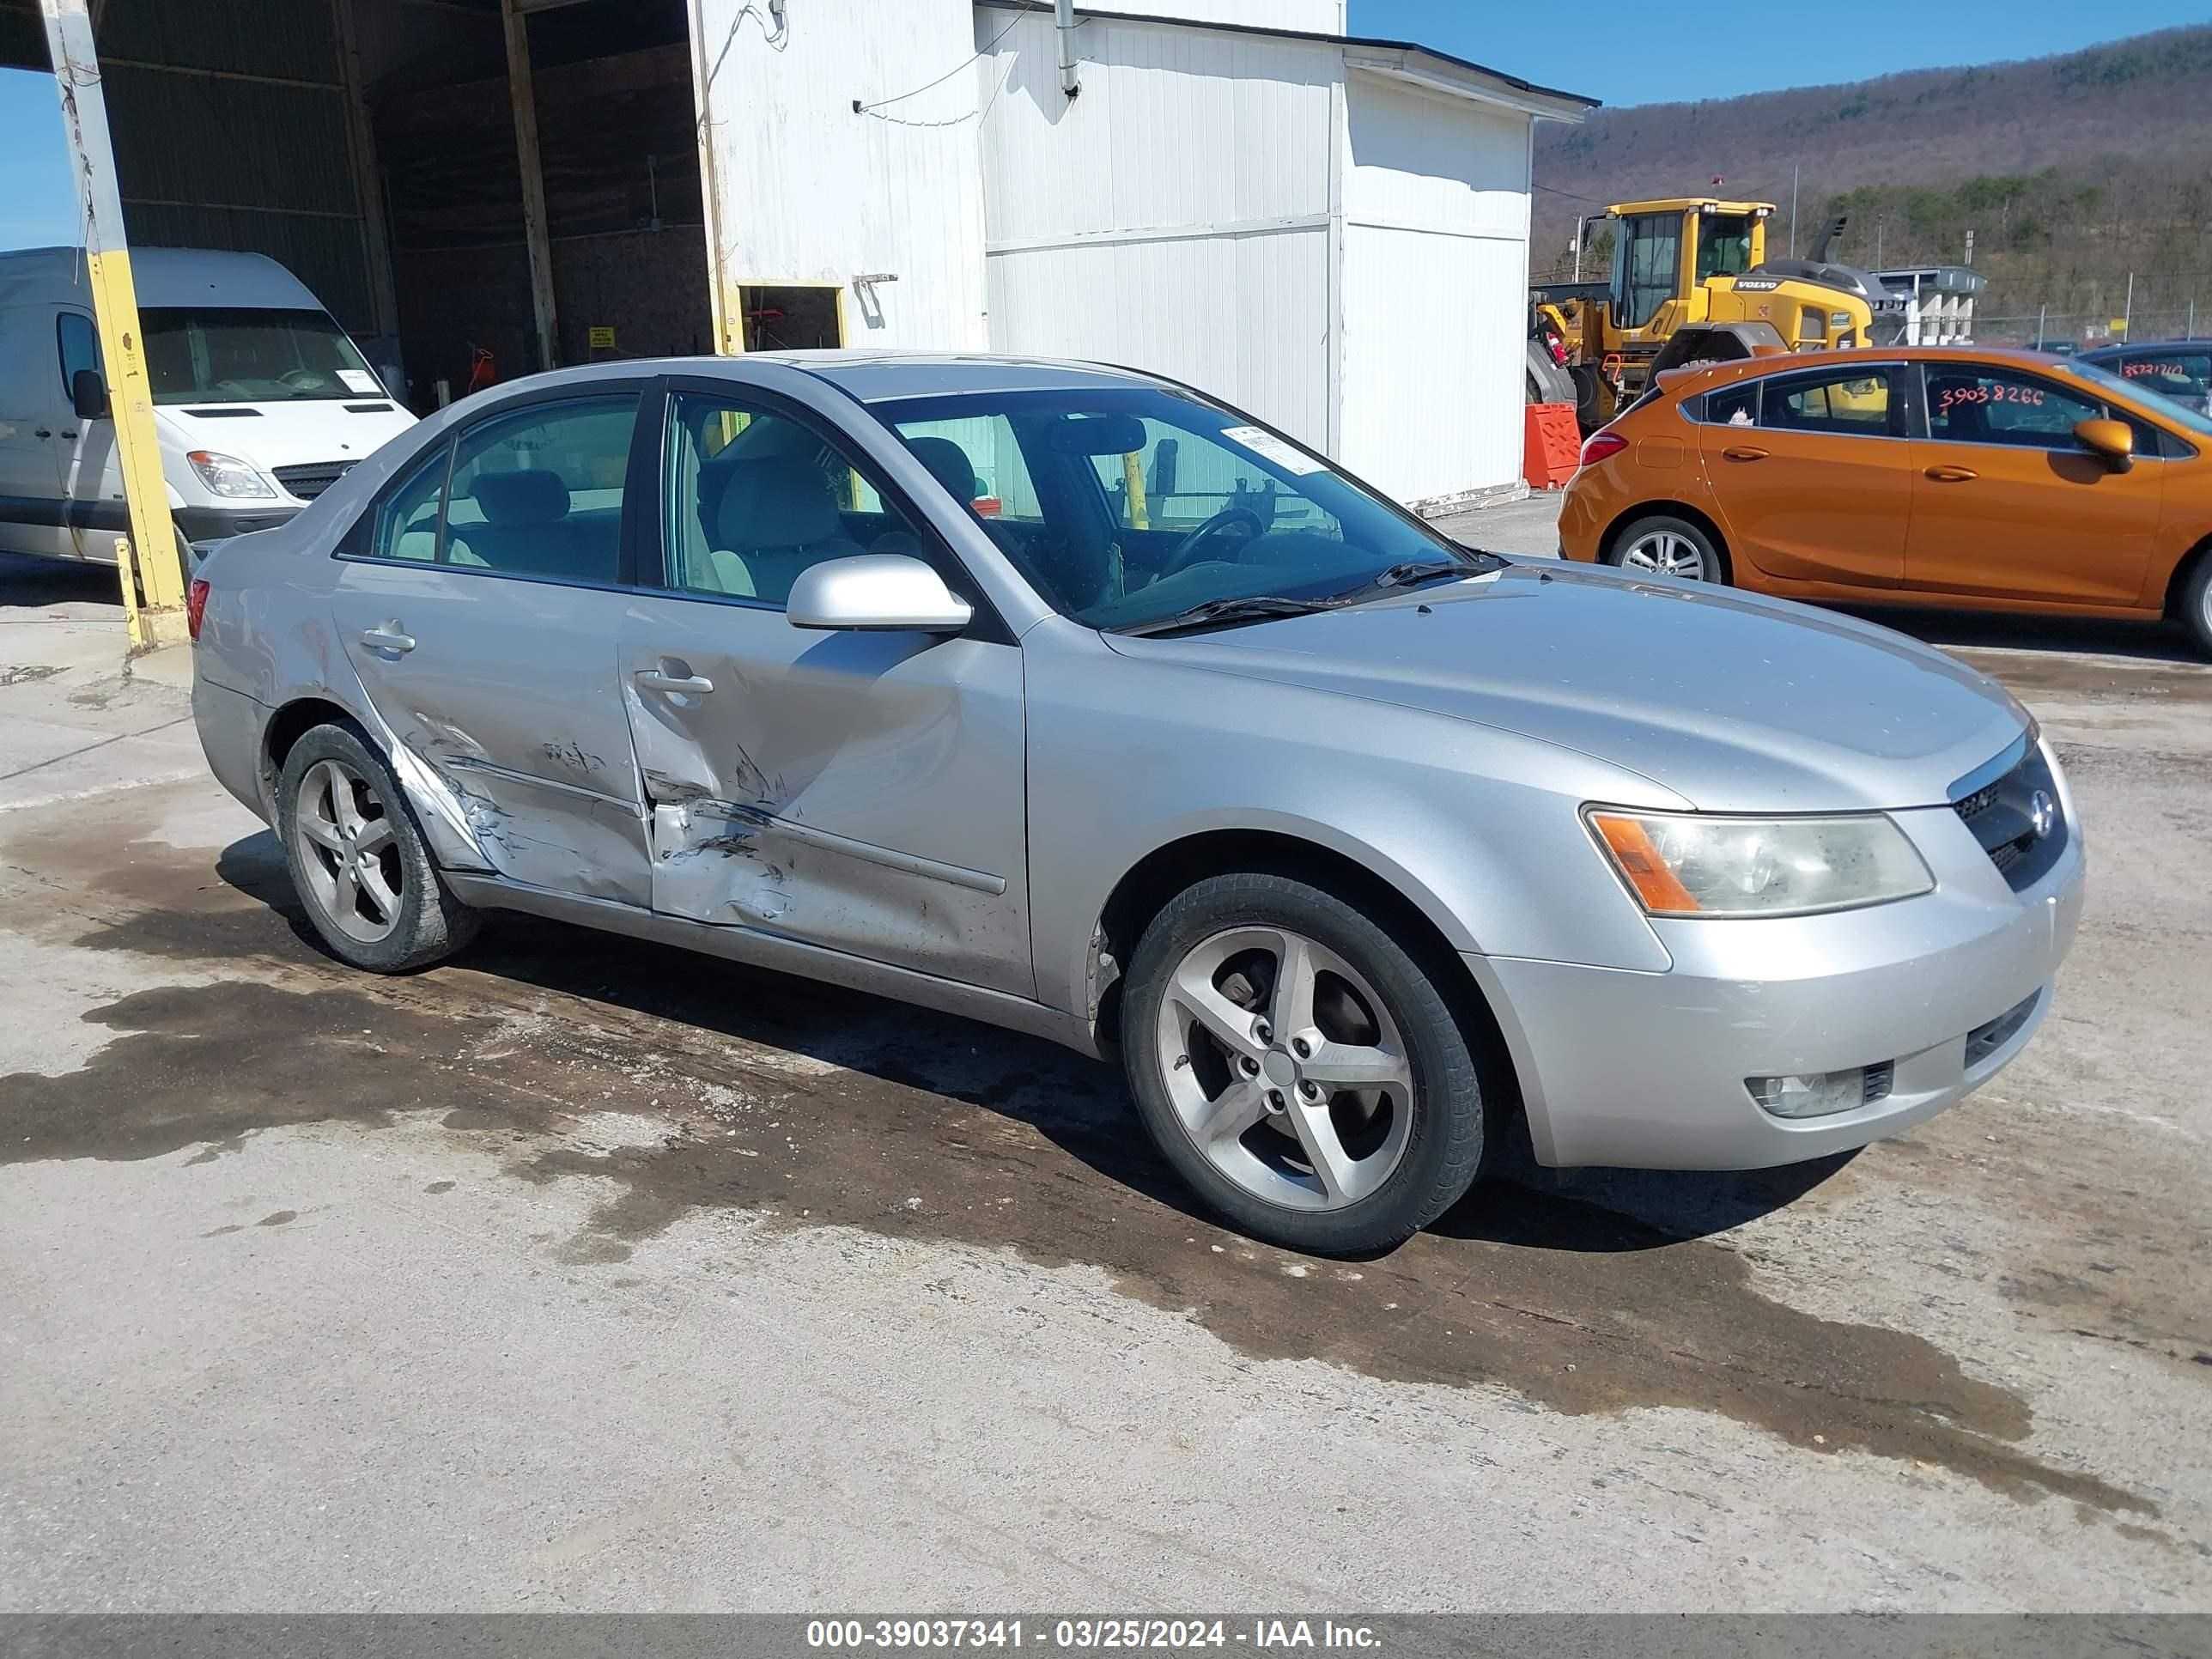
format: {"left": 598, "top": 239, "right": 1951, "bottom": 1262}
{"left": 1587, "top": 809, "right": 1934, "bottom": 917}
{"left": 185, "top": 450, "right": 276, "bottom": 500}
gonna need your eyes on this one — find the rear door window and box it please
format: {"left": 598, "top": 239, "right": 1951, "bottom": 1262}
{"left": 1757, "top": 366, "right": 1899, "bottom": 436}
{"left": 443, "top": 397, "right": 638, "bottom": 583}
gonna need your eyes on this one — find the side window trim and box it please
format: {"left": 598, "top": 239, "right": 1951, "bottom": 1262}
{"left": 645, "top": 373, "right": 1014, "bottom": 643}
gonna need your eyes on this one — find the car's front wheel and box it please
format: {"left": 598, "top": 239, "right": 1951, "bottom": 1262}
{"left": 276, "top": 721, "right": 478, "bottom": 973}
{"left": 1121, "top": 872, "right": 1489, "bottom": 1255}
{"left": 1607, "top": 514, "right": 1725, "bottom": 582}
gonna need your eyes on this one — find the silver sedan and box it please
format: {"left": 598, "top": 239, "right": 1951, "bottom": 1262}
{"left": 188, "top": 353, "right": 2083, "bottom": 1255}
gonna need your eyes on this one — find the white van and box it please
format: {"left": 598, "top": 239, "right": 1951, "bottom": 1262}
{"left": 0, "top": 246, "right": 416, "bottom": 562}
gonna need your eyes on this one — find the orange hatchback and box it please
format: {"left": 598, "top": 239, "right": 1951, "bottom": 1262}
{"left": 1559, "top": 345, "right": 2212, "bottom": 656}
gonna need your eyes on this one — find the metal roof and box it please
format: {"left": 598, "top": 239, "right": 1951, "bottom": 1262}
{"left": 975, "top": 1, "right": 1598, "bottom": 117}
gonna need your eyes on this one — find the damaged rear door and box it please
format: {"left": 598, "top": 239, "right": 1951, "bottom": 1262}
{"left": 331, "top": 388, "right": 653, "bottom": 905}
{"left": 617, "top": 381, "right": 1031, "bottom": 996}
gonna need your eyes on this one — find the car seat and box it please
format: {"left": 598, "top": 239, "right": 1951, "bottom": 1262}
{"left": 711, "top": 455, "right": 865, "bottom": 604}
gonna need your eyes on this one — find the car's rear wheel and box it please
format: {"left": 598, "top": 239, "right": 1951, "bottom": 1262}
{"left": 277, "top": 722, "right": 477, "bottom": 973}
{"left": 1121, "top": 872, "right": 1488, "bottom": 1255}
{"left": 1608, "top": 514, "right": 1724, "bottom": 582}
{"left": 2181, "top": 554, "right": 2212, "bottom": 659}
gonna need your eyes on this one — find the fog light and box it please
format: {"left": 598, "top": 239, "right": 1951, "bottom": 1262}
{"left": 1747, "top": 1066, "right": 1889, "bottom": 1119}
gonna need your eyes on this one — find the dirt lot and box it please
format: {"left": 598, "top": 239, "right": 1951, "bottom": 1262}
{"left": 3, "top": 532, "right": 2209, "bottom": 1610}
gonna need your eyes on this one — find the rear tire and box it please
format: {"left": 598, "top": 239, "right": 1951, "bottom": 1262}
{"left": 1121, "top": 872, "right": 1488, "bottom": 1256}
{"left": 1606, "top": 514, "right": 1726, "bottom": 583}
{"left": 276, "top": 722, "right": 478, "bottom": 973}
{"left": 2181, "top": 555, "right": 2212, "bottom": 659}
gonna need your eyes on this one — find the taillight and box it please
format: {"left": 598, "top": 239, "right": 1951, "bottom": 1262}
{"left": 1578, "top": 431, "right": 1629, "bottom": 468}
{"left": 186, "top": 577, "right": 210, "bottom": 641}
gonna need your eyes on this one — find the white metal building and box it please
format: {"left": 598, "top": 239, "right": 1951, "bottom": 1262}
{"left": 694, "top": 0, "right": 1593, "bottom": 512}
{"left": 4, "top": 0, "right": 1590, "bottom": 516}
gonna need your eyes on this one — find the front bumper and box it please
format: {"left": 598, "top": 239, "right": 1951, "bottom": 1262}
{"left": 175, "top": 503, "right": 299, "bottom": 545}
{"left": 1469, "top": 763, "right": 2086, "bottom": 1170}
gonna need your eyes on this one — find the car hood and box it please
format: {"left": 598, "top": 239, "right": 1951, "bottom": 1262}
{"left": 158, "top": 399, "right": 416, "bottom": 480}
{"left": 1103, "top": 561, "right": 2028, "bottom": 812}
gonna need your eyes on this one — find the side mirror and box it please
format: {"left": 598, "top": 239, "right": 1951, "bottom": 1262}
{"left": 786, "top": 554, "right": 972, "bottom": 634}
{"left": 71, "top": 368, "right": 108, "bottom": 422}
{"left": 2074, "top": 416, "right": 2134, "bottom": 471}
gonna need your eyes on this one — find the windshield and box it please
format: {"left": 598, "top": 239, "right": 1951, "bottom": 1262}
{"left": 870, "top": 386, "right": 1492, "bottom": 631}
{"left": 1697, "top": 212, "right": 1755, "bottom": 280}
{"left": 2063, "top": 356, "right": 2212, "bottom": 439}
{"left": 143, "top": 307, "right": 382, "bottom": 404}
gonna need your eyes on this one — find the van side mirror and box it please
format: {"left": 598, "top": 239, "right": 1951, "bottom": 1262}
{"left": 2074, "top": 416, "right": 2133, "bottom": 471}
{"left": 786, "top": 554, "right": 973, "bottom": 634}
{"left": 70, "top": 368, "right": 108, "bottom": 422}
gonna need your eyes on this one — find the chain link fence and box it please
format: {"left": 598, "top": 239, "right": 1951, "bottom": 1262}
{"left": 1971, "top": 308, "right": 2206, "bottom": 348}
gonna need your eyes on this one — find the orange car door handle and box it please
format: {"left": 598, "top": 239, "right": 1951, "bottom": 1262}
{"left": 1720, "top": 445, "right": 1769, "bottom": 461}
{"left": 1923, "top": 465, "right": 1979, "bottom": 483}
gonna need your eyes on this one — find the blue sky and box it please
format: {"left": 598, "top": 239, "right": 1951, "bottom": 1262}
{"left": 1, "top": 2, "right": 2204, "bottom": 250}
{"left": 1351, "top": 0, "right": 2209, "bottom": 107}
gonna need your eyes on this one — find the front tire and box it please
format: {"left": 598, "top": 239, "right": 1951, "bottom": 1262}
{"left": 276, "top": 722, "right": 478, "bottom": 973}
{"left": 1607, "top": 514, "right": 1725, "bottom": 583}
{"left": 1121, "top": 872, "right": 1489, "bottom": 1255}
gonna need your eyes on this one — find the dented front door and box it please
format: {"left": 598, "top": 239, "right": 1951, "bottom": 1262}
{"left": 617, "top": 592, "right": 1031, "bottom": 997}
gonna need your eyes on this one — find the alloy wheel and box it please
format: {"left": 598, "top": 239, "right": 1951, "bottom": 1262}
{"left": 293, "top": 757, "right": 404, "bottom": 944}
{"left": 1154, "top": 926, "right": 1414, "bottom": 1212}
{"left": 1619, "top": 529, "right": 1711, "bottom": 580}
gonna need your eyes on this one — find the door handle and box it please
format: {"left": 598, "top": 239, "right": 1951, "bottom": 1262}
{"left": 1720, "top": 445, "right": 1769, "bottom": 461}
{"left": 635, "top": 665, "right": 714, "bottom": 695}
{"left": 1923, "top": 465, "right": 1979, "bottom": 483}
{"left": 359, "top": 624, "right": 416, "bottom": 654}
{"left": 33, "top": 428, "right": 52, "bottom": 440}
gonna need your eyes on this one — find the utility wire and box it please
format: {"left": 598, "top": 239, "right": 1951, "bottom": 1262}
{"left": 854, "top": 11, "right": 1026, "bottom": 116}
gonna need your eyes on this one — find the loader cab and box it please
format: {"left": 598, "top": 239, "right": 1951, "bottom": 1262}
{"left": 1607, "top": 199, "right": 1776, "bottom": 336}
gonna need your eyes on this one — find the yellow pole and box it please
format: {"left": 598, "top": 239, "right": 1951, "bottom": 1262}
{"left": 40, "top": 0, "right": 188, "bottom": 650}
{"left": 1121, "top": 450, "right": 1149, "bottom": 530}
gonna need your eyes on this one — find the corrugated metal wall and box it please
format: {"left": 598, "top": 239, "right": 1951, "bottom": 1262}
{"left": 95, "top": 0, "right": 377, "bottom": 331}
{"left": 1337, "top": 73, "right": 1533, "bottom": 507}
{"left": 978, "top": 9, "right": 1336, "bottom": 459}
{"left": 694, "top": 0, "right": 989, "bottom": 352}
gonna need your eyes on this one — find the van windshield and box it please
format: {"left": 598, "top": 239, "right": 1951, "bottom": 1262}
{"left": 142, "top": 307, "right": 381, "bottom": 404}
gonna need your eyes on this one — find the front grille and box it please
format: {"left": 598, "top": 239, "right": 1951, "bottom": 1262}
{"left": 272, "top": 460, "right": 357, "bottom": 501}
{"left": 1951, "top": 739, "right": 2066, "bottom": 892}
{"left": 1966, "top": 993, "right": 2040, "bottom": 1068}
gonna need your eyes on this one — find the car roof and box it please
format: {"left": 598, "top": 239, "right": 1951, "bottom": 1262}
{"left": 436, "top": 350, "right": 1174, "bottom": 408}
{"left": 1650, "top": 343, "right": 2144, "bottom": 402}
{"left": 2079, "top": 339, "right": 2208, "bottom": 358}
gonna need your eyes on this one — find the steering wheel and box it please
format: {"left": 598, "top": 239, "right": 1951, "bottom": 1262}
{"left": 1157, "top": 506, "right": 1265, "bottom": 580}
{"left": 281, "top": 368, "right": 327, "bottom": 392}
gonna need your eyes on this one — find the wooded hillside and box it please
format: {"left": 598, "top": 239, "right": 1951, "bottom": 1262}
{"left": 1533, "top": 26, "right": 2212, "bottom": 341}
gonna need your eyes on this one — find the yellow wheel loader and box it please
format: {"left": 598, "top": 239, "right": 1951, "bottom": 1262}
{"left": 1533, "top": 198, "right": 1896, "bottom": 430}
